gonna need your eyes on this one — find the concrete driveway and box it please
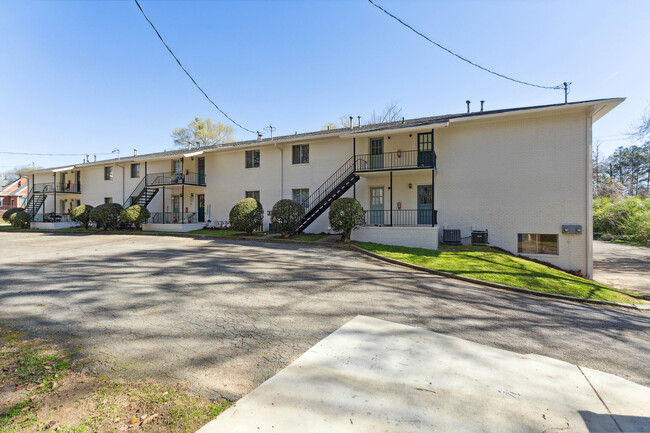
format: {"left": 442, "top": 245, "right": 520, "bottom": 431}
{"left": 0, "top": 232, "right": 649, "bottom": 400}
{"left": 593, "top": 240, "right": 650, "bottom": 297}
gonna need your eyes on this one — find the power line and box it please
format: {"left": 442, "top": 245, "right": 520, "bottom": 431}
{"left": 0, "top": 151, "right": 113, "bottom": 156}
{"left": 367, "top": 0, "right": 567, "bottom": 91}
{"left": 133, "top": 0, "right": 257, "bottom": 134}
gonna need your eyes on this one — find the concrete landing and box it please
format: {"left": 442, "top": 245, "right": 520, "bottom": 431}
{"left": 198, "top": 316, "right": 650, "bottom": 433}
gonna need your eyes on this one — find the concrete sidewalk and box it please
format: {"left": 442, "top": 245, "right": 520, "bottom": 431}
{"left": 198, "top": 316, "right": 649, "bottom": 433}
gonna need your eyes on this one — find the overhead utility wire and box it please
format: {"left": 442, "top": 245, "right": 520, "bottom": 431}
{"left": 133, "top": 0, "right": 257, "bottom": 134}
{"left": 0, "top": 151, "right": 113, "bottom": 156}
{"left": 367, "top": 0, "right": 567, "bottom": 91}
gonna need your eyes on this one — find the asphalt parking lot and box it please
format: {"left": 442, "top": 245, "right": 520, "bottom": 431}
{"left": 0, "top": 232, "right": 648, "bottom": 399}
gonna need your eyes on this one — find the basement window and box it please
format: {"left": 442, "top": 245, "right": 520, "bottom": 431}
{"left": 517, "top": 234, "right": 558, "bottom": 255}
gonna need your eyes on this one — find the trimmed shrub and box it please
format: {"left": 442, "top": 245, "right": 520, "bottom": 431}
{"left": 2, "top": 207, "right": 22, "bottom": 223}
{"left": 329, "top": 198, "right": 365, "bottom": 242}
{"left": 270, "top": 199, "right": 305, "bottom": 237}
{"left": 90, "top": 203, "right": 123, "bottom": 230}
{"left": 229, "top": 198, "right": 264, "bottom": 234}
{"left": 120, "top": 205, "right": 151, "bottom": 230}
{"left": 70, "top": 204, "right": 94, "bottom": 230}
{"left": 9, "top": 210, "right": 30, "bottom": 228}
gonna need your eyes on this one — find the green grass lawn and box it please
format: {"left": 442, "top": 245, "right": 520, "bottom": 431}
{"left": 355, "top": 242, "right": 645, "bottom": 304}
{"left": 293, "top": 234, "right": 330, "bottom": 242}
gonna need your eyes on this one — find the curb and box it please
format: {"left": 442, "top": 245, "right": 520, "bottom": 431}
{"left": 347, "top": 245, "right": 649, "bottom": 311}
{"left": 3, "top": 228, "right": 647, "bottom": 310}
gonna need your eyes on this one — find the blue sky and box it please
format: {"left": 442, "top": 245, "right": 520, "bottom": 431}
{"left": 1, "top": 0, "right": 648, "bottom": 172}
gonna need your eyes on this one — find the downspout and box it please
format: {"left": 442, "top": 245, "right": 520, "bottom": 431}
{"left": 181, "top": 158, "right": 185, "bottom": 224}
{"left": 274, "top": 143, "right": 283, "bottom": 199}
{"left": 585, "top": 113, "right": 594, "bottom": 278}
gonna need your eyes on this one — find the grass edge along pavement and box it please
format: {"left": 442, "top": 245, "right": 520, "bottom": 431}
{"left": 0, "top": 327, "right": 231, "bottom": 433}
{"left": 354, "top": 242, "right": 646, "bottom": 305}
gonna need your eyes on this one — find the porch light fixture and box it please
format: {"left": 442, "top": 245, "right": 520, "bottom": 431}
{"left": 408, "top": 183, "right": 412, "bottom": 189}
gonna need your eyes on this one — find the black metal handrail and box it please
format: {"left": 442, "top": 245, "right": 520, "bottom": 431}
{"left": 145, "top": 172, "right": 206, "bottom": 187}
{"left": 33, "top": 182, "right": 81, "bottom": 193}
{"left": 147, "top": 212, "right": 198, "bottom": 224}
{"left": 303, "top": 156, "right": 356, "bottom": 213}
{"left": 124, "top": 177, "right": 147, "bottom": 207}
{"left": 355, "top": 149, "right": 435, "bottom": 172}
{"left": 362, "top": 209, "right": 437, "bottom": 227}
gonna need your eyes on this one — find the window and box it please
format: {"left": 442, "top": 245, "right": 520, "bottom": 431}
{"left": 104, "top": 166, "right": 113, "bottom": 180}
{"left": 245, "top": 150, "right": 260, "bottom": 168}
{"left": 131, "top": 163, "right": 140, "bottom": 178}
{"left": 292, "top": 188, "right": 309, "bottom": 208}
{"left": 245, "top": 190, "right": 260, "bottom": 202}
{"left": 104, "top": 197, "right": 113, "bottom": 204}
{"left": 292, "top": 144, "right": 309, "bottom": 164}
{"left": 518, "top": 234, "right": 558, "bottom": 255}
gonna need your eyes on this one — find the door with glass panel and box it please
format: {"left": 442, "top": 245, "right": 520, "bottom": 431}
{"left": 370, "top": 138, "right": 384, "bottom": 170}
{"left": 418, "top": 132, "right": 433, "bottom": 167}
{"left": 197, "top": 194, "right": 205, "bottom": 223}
{"left": 417, "top": 185, "right": 433, "bottom": 225}
{"left": 369, "top": 187, "right": 384, "bottom": 225}
{"left": 172, "top": 195, "right": 180, "bottom": 223}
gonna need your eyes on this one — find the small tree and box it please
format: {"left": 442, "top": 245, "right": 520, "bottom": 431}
{"left": 70, "top": 204, "right": 94, "bottom": 230}
{"left": 270, "top": 199, "right": 305, "bottom": 238}
{"left": 9, "top": 210, "right": 30, "bottom": 228}
{"left": 90, "top": 203, "right": 123, "bottom": 230}
{"left": 329, "top": 198, "right": 365, "bottom": 242}
{"left": 229, "top": 198, "right": 264, "bottom": 234}
{"left": 2, "top": 207, "right": 22, "bottom": 223}
{"left": 120, "top": 205, "right": 151, "bottom": 230}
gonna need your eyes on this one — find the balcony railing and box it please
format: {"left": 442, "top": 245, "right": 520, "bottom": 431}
{"left": 145, "top": 172, "right": 206, "bottom": 187}
{"left": 147, "top": 212, "right": 201, "bottom": 224}
{"left": 362, "top": 209, "right": 437, "bottom": 227}
{"left": 33, "top": 183, "right": 81, "bottom": 194}
{"left": 354, "top": 150, "right": 435, "bottom": 172}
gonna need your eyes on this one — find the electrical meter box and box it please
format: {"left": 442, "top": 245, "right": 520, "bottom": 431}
{"left": 562, "top": 224, "right": 582, "bottom": 235}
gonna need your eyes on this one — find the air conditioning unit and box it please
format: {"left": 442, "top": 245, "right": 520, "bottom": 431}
{"left": 471, "top": 229, "right": 488, "bottom": 245}
{"left": 442, "top": 229, "right": 461, "bottom": 244}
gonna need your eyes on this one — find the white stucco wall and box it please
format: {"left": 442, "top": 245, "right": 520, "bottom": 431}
{"left": 434, "top": 111, "right": 591, "bottom": 275}
{"left": 352, "top": 226, "right": 439, "bottom": 250}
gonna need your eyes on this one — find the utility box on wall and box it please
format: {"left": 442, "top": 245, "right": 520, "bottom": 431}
{"left": 562, "top": 224, "right": 582, "bottom": 235}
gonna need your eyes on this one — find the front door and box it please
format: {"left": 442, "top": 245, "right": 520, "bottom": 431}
{"left": 370, "top": 138, "right": 384, "bottom": 170}
{"left": 197, "top": 157, "right": 205, "bottom": 185}
{"left": 417, "top": 185, "right": 433, "bottom": 225}
{"left": 418, "top": 132, "right": 433, "bottom": 167}
{"left": 197, "top": 194, "right": 205, "bottom": 223}
{"left": 172, "top": 195, "right": 180, "bottom": 223}
{"left": 369, "top": 186, "right": 384, "bottom": 225}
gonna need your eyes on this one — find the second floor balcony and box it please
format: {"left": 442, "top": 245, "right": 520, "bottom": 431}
{"left": 354, "top": 149, "right": 435, "bottom": 173}
{"left": 145, "top": 171, "right": 206, "bottom": 187}
{"left": 33, "top": 182, "right": 81, "bottom": 194}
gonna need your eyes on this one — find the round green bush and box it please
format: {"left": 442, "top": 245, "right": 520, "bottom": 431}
{"left": 120, "top": 205, "right": 151, "bottom": 230}
{"left": 329, "top": 197, "right": 365, "bottom": 242}
{"left": 90, "top": 203, "right": 123, "bottom": 230}
{"left": 2, "top": 207, "right": 22, "bottom": 223}
{"left": 270, "top": 199, "right": 305, "bottom": 238}
{"left": 229, "top": 197, "right": 264, "bottom": 234}
{"left": 9, "top": 210, "right": 30, "bottom": 228}
{"left": 70, "top": 204, "right": 94, "bottom": 229}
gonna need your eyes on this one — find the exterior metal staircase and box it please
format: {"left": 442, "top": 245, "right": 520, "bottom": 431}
{"left": 296, "top": 156, "right": 360, "bottom": 233}
{"left": 24, "top": 188, "right": 46, "bottom": 218}
{"left": 123, "top": 178, "right": 159, "bottom": 208}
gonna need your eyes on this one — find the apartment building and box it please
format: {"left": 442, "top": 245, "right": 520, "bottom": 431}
{"left": 23, "top": 98, "right": 624, "bottom": 277}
